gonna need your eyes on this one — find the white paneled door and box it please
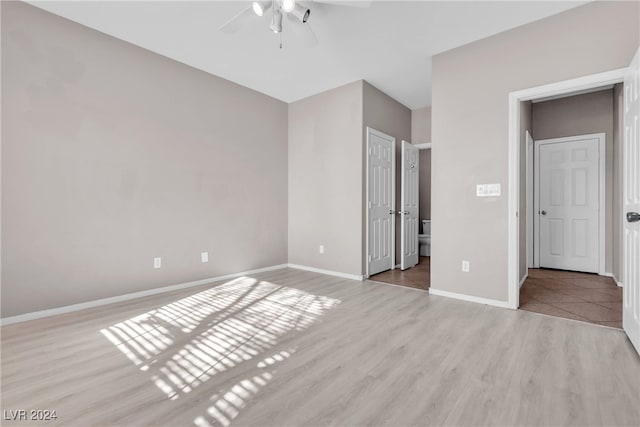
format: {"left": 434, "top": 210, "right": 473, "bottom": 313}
{"left": 367, "top": 128, "right": 395, "bottom": 276}
{"left": 623, "top": 47, "right": 640, "bottom": 355}
{"left": 536, "top": 134, "right": 603, "bottom": 273}
{"left": 401, "top": 141, "right": 419, "bottom": 270}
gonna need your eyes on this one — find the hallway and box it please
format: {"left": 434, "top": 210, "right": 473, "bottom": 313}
{"left": 519, "top": 268, "right": 622, "bottom": 328}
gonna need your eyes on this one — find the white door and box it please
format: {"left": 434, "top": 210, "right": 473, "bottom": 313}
{"left": 535, "top": 134, "right": 603, "bottom": 273}
{"left": 623, "top": 47, "right": 640, "bottom": 355}
{"left": 401, "top": 140, "right": 419, "bottom": 270}
{"left": 367, "top": 128, "right": 395, "bottom": 276}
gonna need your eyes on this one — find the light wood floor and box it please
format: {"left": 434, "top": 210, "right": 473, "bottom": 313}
{"left": 1, "top": 268, "right": 639, "bottom": 426}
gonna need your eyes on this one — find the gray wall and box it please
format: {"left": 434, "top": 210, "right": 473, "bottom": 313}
{"left": 363, "top": 82, "right": 412, "bottom": 267}
{"left": 519, "top": 101, "right": 532, "bottom": 282}
{"left": 1, "top": 2, "right": 289, "bottom": 317}
{"left": 431, "top": 0, "right": 639, "bottom": 302}
{"left": 613, "top": 83, "right": 624, "bottom": 283}
{"left": 288, "top": 81, "right": 364, "bottom": 276}
{"left": 411, "top": 107, "right": 431, "bottom": 144}
{"left": 288, "top": 81, "right": 411, "bottom": 277}
{"left": 412, "top": 107, "right": 432, "bottom": 222}
{"left": 532, "top": 89, "right": 615, "bottom": 275}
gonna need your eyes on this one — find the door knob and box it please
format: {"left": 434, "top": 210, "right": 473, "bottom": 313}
{"left": 540, "top": 210, "right": 547, "bottom": 215}
{"left": 389, "top": 209, "right": 395, "bottom": 215}
{"left": 627, "top": 212, "right": 640, "bottom": 223}
{"left": 398, "top": 211, "right": 409, "bottom": 215}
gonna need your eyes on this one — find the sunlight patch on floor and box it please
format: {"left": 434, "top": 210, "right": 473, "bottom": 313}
{"left": 100, "top": 275, "right": 340, "bottom": 418}
{"left": 193, "top": 349, "right": 295, "bottom": 427}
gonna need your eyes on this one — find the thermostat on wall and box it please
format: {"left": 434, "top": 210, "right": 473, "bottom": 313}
{"left": 477, "top": 184, "right": 501, "bottom": 197}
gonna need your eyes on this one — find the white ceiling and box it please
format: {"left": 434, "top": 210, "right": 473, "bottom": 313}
{"left": 28, "top": 0, "right": 588, "bottom": 109}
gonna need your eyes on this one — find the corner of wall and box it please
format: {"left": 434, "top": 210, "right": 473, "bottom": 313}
{"left": 287, "top": 81, "right": 366, "bottom": 277}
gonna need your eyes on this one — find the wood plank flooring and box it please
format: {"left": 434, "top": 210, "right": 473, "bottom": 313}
{"left": 520, "top": 268, "right": 623, "bottom": 328}
{"left": 369, "top": 256, "right": 430, "bottom": 290}
{"left": 1, "top": 267, "right": 639, "bottom": 426}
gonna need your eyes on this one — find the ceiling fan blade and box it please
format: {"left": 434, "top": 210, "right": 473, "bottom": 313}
{"left": 219, "top": 5, "right": 255, "bottom": 34}
{"left": 286, "top": 15, "right": 318, "bottom": 47}
{"left": 311, "top": 0, "right": 372, "bottom": 7}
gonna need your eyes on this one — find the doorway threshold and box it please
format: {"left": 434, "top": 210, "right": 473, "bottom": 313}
{"left": 519, "top": 268, "right": 622, "bottom": 328}
{"left": 369, "top": 256, "right": 430, "bottom": 291}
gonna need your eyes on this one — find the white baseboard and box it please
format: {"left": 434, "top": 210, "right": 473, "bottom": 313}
{"left": 0, "top": 264, "right": 289, "bottom": 326}
{"left": 600, "top": 272, "right": 623, "bottom": 287}
{"left": 287, "top": 264, "right": 364, "bottom": 281}
{"left": 519, "top": 273, "right": 529, "bottom": 288}
{"left": 429, "top": 288, "right": 511, "bottom": 309}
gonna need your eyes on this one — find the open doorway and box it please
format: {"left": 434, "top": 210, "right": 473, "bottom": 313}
{"left": 508, "top": 56, "right": 640, "bottom": 355}
{"left": 369, "top": 142, "right": 431, "bottom": 290}
{"left": 514, "top": 81, "right": 625, "bottom": 328}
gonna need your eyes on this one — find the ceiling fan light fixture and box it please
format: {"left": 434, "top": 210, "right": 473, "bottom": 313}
{"left": 252, "top": 0, "right": 271, "bottom": 16}
{"left": 281, "top": 0, "right": 296, "bottom": 13}
{"left": 291, "top": 4, "right": 311, "bottom": 23}
{"left": 270, "top": 9, "right": 283, "bottom": 33}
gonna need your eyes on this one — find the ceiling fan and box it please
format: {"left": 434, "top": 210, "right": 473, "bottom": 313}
{"left": 219, "top": 0, "right": 371, "bottom": 48}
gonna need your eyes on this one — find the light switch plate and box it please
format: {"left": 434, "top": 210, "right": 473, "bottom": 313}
{"left": 201, "top": 252, "right": 209, "bottom": 263}
{"left": 154, "top": 257, "right": 162, "bottom": 269}
{"left": 477, "top": 183, "right": 501, "bottom": 197}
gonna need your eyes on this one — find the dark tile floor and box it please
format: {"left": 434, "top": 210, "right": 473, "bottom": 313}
{"left": 519, "top": 268, "right": 622, "bottom": 328}
{"left": 369, "top": 256, "right": 430, "bottom": 290}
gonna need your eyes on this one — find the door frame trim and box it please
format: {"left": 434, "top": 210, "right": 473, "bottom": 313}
{"left": 365, "top": 127, "right": 396, "bottom": 278}
{"left": 414, "top": 142, "right": 432, "bottom": 150}
{"left": 507, "top": 67, "right": 626, "bottom": 309}
{"left": 526, "top": 130, "right": 534, "bottom": 269}
{"left": 533, "top": 133, "right": 606, "bottom": 275}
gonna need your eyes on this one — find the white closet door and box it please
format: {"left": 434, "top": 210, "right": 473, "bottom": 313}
{"left": 401, "top": 141, "right": 419, "bottom": 270}
{"left": 367, "top": 128, "right": 395, "bottom": 276}
{"left": 537, "top": 136, "right": 601, "bottom": 273}
{"left": 623, "top": 47, "right": 640, "bottom": 355}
